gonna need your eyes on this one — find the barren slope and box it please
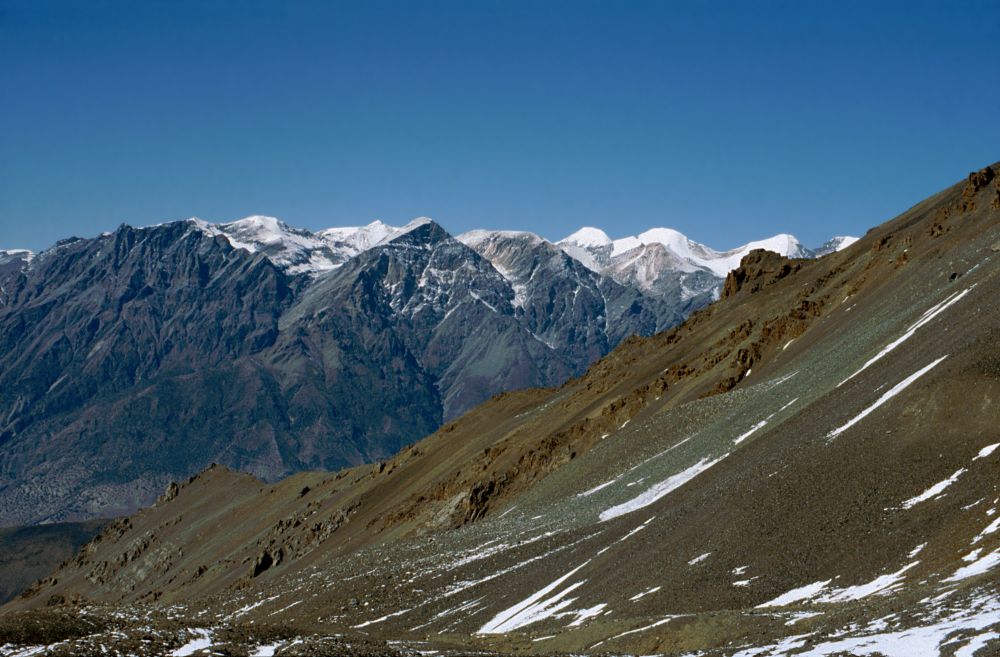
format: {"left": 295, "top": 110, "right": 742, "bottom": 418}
{"left": 4, "top": 164, "right": 1000, "bottom": 656}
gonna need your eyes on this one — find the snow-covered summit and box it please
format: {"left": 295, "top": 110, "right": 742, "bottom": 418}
{"left": 559, "top": 226, "right": 812, "bottom": 279}
{"left": 0, "top": 249, "right": 35, "bottom": 280}
{"left": 168, "top": 214, "right": 848, "bottom": 295}
{"left": 559, "top": 227, "right": 613, "bottom": 248}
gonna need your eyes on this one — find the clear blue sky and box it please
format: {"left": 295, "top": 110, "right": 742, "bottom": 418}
{"left": 2, "top": 0, "right": 998, "bottom": 252}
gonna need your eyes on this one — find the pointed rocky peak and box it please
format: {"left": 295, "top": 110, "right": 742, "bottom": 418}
{"left": 381, "top": 217, "right": 452, "bottom": 247}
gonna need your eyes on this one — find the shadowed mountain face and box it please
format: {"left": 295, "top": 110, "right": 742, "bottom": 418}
{"left": 0, "top": 219, "right": 701, "bottom": 526}
{"left": 5, "top": 163, "right": 999, "bottom": 656}
{"left": 0, "top": 520, "right": 108, "bottom": 604}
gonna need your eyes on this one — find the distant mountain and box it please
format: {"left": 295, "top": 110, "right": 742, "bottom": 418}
{"left": 457, "top": 230, "right": 687, "bottom": 355}
{"left": 0, "top": 215, "right": 853, "bottom": 526}
{"left": 561, "top": 225, "right": 810, "bottom": 278}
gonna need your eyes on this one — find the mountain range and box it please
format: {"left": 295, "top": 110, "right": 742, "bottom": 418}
{"left": 0, "top": 217, "right": 850, "bottom": 527}
{"left": 2, "top": 163, "right": 997, "bottom": 656}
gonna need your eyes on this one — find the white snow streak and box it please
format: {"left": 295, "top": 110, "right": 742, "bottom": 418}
{"left": 974, "top": 443, "right": 1000, "bottom": 460}
{"left": 747, "top": 597, "right": 1000, "bottom": 656}
{"left": 838, "top": 288, "right": 971, "bottom": 387}
{"left": 901, "top": 469, "right": 966, "bottom": 509}
{"left": 945, "top": 549, "right": 1000, "bottom": 582}
{"left": 816, "top": 562, "right": 918, "bottom": 602}
{"left": 599, "top": 455, "right": 727, "bottom": 521}
{"left": 630, "top": 586, "right": 662, "bottom": 601}
{"left": 170, "top": 629, "right": 213, "bottom": 657}
{"left": 477, "top": 560, "right": 591, "bottom": 633}
{"left": 828, "top": 356, "right": 948, "bottom": 440}
{"left": 688, "top": 552, "right": 711, "bottom": 565}
{"left": 974, "top": 517, "right": 1000, "bottom": 544}
{"left": 757, "top": 581, "right": 832, "bottom": 608}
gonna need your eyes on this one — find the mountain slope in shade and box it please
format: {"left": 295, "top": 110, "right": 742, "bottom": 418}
{"left": 6, "top": 163, "right": 999, "bottom": 656}
{"left": 269, "top": 220, "right": 570, "bottom": 425}
{"left": 0, "top": 520, "right": 108, "bottom": 605}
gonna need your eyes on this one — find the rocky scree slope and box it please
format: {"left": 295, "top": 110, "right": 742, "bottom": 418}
{"left": 6, "top": 164, "right": 1000, "bottom": 656}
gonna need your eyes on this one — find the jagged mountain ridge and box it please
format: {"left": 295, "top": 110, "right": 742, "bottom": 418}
{"left": 6, "top": 163, "right": 999, "bottom": 656}
{"left": 4, "top": 217, "right": 849, "bottom": 301}
{"left": 155, "top": 213, "right": 847, "bottom": 289}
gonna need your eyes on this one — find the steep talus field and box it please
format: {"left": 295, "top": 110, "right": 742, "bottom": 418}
{"left": 3, "top": 164, "right": 1000, "bottom": 656}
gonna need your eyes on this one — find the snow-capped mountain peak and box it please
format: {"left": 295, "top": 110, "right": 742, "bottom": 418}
{"left": 559, "top": 227, "right": 612, "bottom": 248}
{"left": 558, "top": 225, "right": 813, "bottom": 282}
{"left": 171, "top": 215, "right": 847, "bottom": 291}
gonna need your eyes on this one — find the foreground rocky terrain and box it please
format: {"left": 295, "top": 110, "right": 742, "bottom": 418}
{"left": 2, "top": 163, "right": 998, "bottom": 655}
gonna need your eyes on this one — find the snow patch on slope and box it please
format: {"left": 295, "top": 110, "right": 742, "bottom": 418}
{"left": 599, "top": 455, "right": 727, "bottom": 521}
{"left": 829, "top": 356, "right": 948, "bottom": 440}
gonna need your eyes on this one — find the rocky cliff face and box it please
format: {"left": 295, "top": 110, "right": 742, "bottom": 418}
{"left": 0, "top": 223, "right": 298, "bottom": 524}
{"left": 721, "top": 248, "right": 808, "bottom": 299}
{"left": 458, "top": 230, "right": 686, "bottom": 365}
